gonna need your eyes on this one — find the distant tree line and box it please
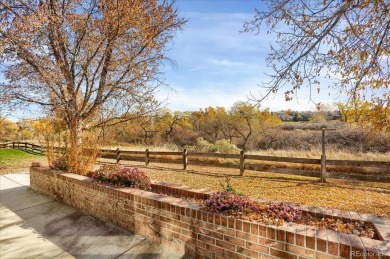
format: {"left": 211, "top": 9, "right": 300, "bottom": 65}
{"left": 2, "top": 100, "right": 389, "bottom": 153}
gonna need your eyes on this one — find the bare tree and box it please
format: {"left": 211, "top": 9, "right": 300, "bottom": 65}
{"left": 245, "top": 0, "right": 389, "bottom": 129}
{"left": 0, "top": 0, "right": 185, "bottom": 173}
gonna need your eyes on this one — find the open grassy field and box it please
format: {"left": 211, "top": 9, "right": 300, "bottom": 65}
{"left": 0, "top": 149, "right": 47, "bottom": 174}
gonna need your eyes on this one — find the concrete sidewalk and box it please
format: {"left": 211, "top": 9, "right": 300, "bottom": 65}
{"left": 0, "top": 173, "right": 186, "bottom": 259}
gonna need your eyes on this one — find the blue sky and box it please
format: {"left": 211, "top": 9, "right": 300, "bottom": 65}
{"left": 2, "top": 0, "right": 346, "bottom": 121}
{"left": 159, "top": 0, "right": 345, "bottom": 112}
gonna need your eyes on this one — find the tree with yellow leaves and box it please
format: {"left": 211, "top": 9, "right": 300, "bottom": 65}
{"left": 227, "top": 102, "right": 281, "bottom": 151}
{"left": 0, "top": 0, "right": 185, "bottom": 174}
{"left": 246, "top": 0, "right": 389, "bottom": 130}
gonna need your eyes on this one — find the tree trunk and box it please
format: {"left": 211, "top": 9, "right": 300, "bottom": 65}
{"left": 68, "top": 117, "right": 83, "bottom": 174}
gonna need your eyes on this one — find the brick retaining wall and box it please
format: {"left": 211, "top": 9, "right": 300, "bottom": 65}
{"left": 30, "top": 166, "right": 390, "bottom": 259}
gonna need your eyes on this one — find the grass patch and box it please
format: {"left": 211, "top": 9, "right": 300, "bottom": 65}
{"left": 0, "top": 149, "right": 47, "bottom": 174}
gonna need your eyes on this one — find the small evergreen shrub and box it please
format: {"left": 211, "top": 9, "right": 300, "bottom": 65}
{"left": 50, "top": 155, "right": 68, "bottom": 171}
{"left": 88, "top": 165, "right": 151, "bottom": 190}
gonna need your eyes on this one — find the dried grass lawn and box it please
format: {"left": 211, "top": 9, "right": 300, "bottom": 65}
{"left": 117, "top": 160, "right": 390, "bottom": 218}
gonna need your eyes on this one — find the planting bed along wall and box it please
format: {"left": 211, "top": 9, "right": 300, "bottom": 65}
{"left": 30, "top": 165, "right": 390, "bottom": 259}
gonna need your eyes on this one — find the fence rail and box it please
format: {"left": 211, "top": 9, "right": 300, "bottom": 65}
{"left": 0, "top": 142, "right": 44, "bottom": 154}
{"left": 1, "top": 142, "right": 390, "bottom": 179}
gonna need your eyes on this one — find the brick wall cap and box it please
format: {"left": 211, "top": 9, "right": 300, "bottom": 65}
{"left": 31, "top": 162, "right": 41, "bottom": 167}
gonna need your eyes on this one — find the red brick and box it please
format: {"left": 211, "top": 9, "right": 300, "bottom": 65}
{"left": 205, "top": 243, "right": 224, "bottom": 255}
{"left": 295, "top": 224, "right": 307, "bottom": 247}
{"left": 191, "top": 209, "right": 197, "bottom": 219}
{"left": 228, "top": 217, "right": 235, "bottom": 229}
{"left": 338, "top": 232, "right": 351, "bottom": 258}
{"left": 316, "top": 229, "right": 327, "bottom": 253}
{"left": 209, "top": 230, "right": 223, "bottom": 240}
{"left": 277, "top": 226, "right": 286, "bottom": 242}
{"left": 246, "top": 241, "right": 269, "bottom": 254}
{"left": 221, "top": 250, "right": 245, "bottom": 259}
{"left": 326, "top": 230, "right": 339, "bottom": 256}
{"left": 216, "top": 239, "right": 235, "bottom": 252}
{"left": 198, "top": 234, "right": 215, "bottom": 245}
{"left": 243, "top": 221, "right": 250, "bottom": 232}
{"left": 285, "top": 244, "right": 314, "bottom": 258}
{"left": 251, "top": 223, "right": 259, "bottom": 235}
{"left": 236, "top": 220, "right": 242, "bottom": 231}
{"left": 306, "top": 226, "right": 316, "bottom": 250}
{"left": 236, "top": 231, "right": 257, "bottom": 243}
{"left": 195, "top": 226, "right": 214, "bottom": 237}
{"left": 286, "top": 228, "right": 295, "bottom": 245}
{"left": 223, "top": 235, "right": 244, "bottom": 246}
{"left": 236, "top": 246, "right": 259, "bottom": 258}
{"left": 215, "top": 226, "right": 235, "bottom": 236}
{"left": 221, "top": 216, "right": 228, "bottom": 227}
{"left": 264, "top": 239, "right": 285, "bottom": 250}
{"left": 267, "top": 225, "right": 276, "bottom": 240}
{"left": 270, "top": 248, "right": 297, "bottom": 259}
{"left": 167, "top": 223, "right": 181, "bottom": 233}
{"left": 197, "top": 247, "right": 215, "bottom": 259}
{"left": 214, "top": 214, "right": 221, "bottom": 225}
{"left": 208, "top": 212, "right": 214, "bottom": 223}
{"left": 181, "top": 215, "right": 193, "bottom": 224}
{"left": 259, "top": 224, "right": 267, "bottom": 237}
{"left": 196, "top": 239, "right": 207, "bottom": 249}
{"left": 182, "top": 229, "right": 196, "bottom": 238}
{"left": 315, "top": 252, "right": 339, "bottom": 259}
{"left": 202, "top": 211, "right": 208, "bottom": 222}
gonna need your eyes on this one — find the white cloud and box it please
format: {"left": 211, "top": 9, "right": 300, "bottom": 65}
{"left": 208, "top": 58, "right": 245, "bottom": 67}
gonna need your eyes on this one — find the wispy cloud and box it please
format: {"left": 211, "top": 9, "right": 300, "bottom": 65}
{"left": 208, "top": 58, "right": 245, "bottom": 67}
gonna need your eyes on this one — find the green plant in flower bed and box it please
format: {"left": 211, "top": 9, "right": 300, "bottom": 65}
{"left": 50, "top": 155, "right": 68, "bottom": 171}
{"left": 87, "top": 164, "right": 151, "bottom": 190}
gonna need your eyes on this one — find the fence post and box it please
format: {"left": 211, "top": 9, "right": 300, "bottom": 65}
{"left": 239, "top": 150, "right": 245, "bottom": 175}
{"left": 24, "top": 142, "right": 27, "bottom": 149}
{"left": 12, "top": 142, "right": 15, "bottom": 149}
{"left": 116, "top": 148, "right": 121, "bottom": 164}
{"left": 145, "top": 149, "right": 150, "bottom": 166}
{"left": 321, "top": 128, "right": 326, "bottom": 183}
{"left": 183, "top": 149, "right": 188, "bottom": 170}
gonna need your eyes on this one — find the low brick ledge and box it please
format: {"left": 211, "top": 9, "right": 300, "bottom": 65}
{"left": 30, "top": 166, "right": 390, "bottom": 259}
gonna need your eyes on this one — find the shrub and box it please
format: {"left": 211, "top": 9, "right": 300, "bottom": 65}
{"left": 204, "top": 179, "right": 302, "bottom": 224}
{"left": 214, "top": 139, "right": 240, "bottom": 153}
{"left": 204, "top": 191, "right": 301, "bottom": 224}
{"left": 185, "top": 137, "right": 239, "bottom": 153}
{"left": 50, "top": 155, "right": 68, "bottom": 171}
{"left": 88, "top": 165, "right": 151, "bottom": 190}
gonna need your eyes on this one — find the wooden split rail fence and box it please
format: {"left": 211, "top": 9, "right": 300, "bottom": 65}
{"left": 0, "top": 142, "right": 45, "bottom": 154}
{"left": 1, "top": 142, "right": 390, "bottom": 181}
